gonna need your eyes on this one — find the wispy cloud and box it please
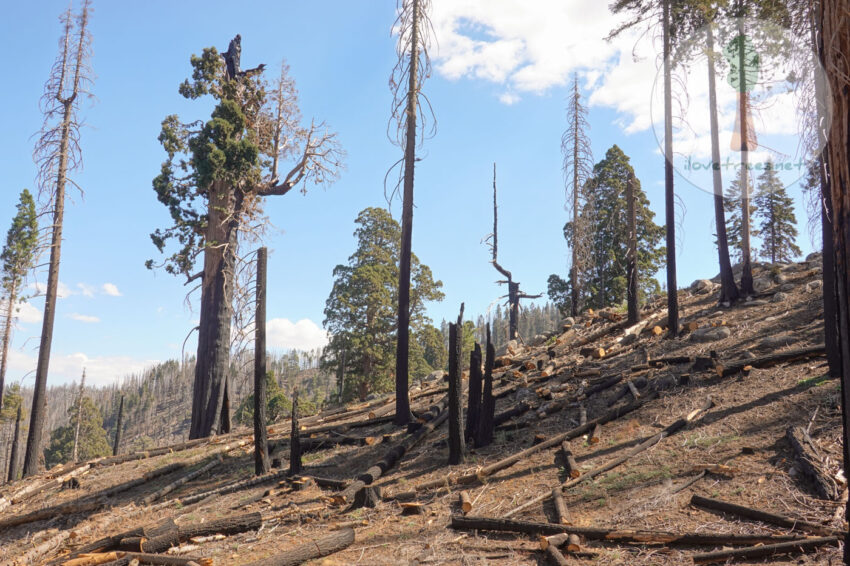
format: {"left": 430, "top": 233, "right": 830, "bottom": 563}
{"left": 0, "top": 299, "right": 41, "bottom": 325}
{"left": 6, "top": 348, "right": 159, "bottom": 386}
{"left": 30, "top": 281, "right": 74, "bottom": 299}
{"left": 68, "top": 313, "right": 100, "bottom": 323}
{"left": 267, "top": 318, "right": 329, "bottom": 351}
{"left": 77, "top": 283, "right": 96, "bottom": 298}
{"left": 101, "top": 283, "right": 122, "bottom": 297}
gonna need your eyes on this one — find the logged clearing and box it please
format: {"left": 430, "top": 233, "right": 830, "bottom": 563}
{"left": 0, "top": 257, "right": 843, "bottom": 565}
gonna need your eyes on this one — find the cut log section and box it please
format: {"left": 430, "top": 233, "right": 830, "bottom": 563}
{"left": 715, "top": 345, "right": 825, "bottom": 377}
{"left": 561, "top": 442, "right": 580, "bottom": 479}
{"left": 450, "top": 516, "right": 806, "bottom": 545}
{"left": 786, "top": 426, "right": 839, "bottom": 500}
{"left": 241, "top": 527, "right": 355, "bottom": 566}
{"left": 459, "top": 491, "right": 473, "bottom": 514}
{"left": 690, "top": 536, "right": 839, "bottom": 564}
{"left": 690, "top": 495, "right": 840, "bottom": 536}
{"left": 551, "top": 488, "right": 570, "bottom": 525}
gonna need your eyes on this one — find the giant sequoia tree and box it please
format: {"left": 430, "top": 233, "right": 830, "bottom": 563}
{"left": 24, "top": 0, "right": 93, "bottom": 477}
{"left": 0, "top": 190, "right": 38, "bottom": 412}
{"left": 323, "top": 208, "right": 443, "bottom": 401}
{"left": 817, "top": 0, "right": 850, "bottom": 553}
{"left": 149, "top": 36, "right": 342, "bottom": 439}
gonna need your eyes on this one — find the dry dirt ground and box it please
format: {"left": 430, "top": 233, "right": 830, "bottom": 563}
{"left": 0, "top": 256, "right": 845, "bottom": 565}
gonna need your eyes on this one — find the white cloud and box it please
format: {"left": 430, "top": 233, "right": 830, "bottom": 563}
{"left": 6, "top": 348, "right": 159, "bottom": 387}
{"left": 431, "top": 0, "right": 625, "bottom": 100}
{"left": 30, "top": 281, "right": 74, "bottom": 299}
{"left": 266, "top": 318, "right": 329, "bottom": 351}
{"left": 77, "top": 283, "right": 95, "bottom": 298}
{"left": 68, "top": 313, "right": 100, "bottom": 323}
{"left": 0, "top": 299, "right": 41, "bottom": 325}
{"left": 101, "top": 283, "right": 122, "bottom": 297}
{"left": 499, "top": 92, "right": 520, "bottom": 105}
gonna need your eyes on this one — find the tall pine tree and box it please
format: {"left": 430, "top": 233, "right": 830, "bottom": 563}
{"left": 753, "top": 161, "right": 801, "bottom": 263}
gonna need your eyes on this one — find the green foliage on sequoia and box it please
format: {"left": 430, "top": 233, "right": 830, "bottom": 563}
{"left": 1, "top": 384, "right": 25, "bottom": 422}
{"left": 148, "top": 46, "right": 265, "bottom": 277}
{"left": 323, "top": 208, "right": 444, "bottom": 401}
{"left": 44, "top": 397, "right": 111, "bottom": 468}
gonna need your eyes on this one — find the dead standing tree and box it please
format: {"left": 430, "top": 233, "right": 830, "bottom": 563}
{"left": 24, "top": 0, "right": 93, "bottom": 477}
{"left": 487, "top": 164, "right": 541, "bottom": 341}
{"left": 149, "top": 38, "right": 342, "bottom": 440}
{"left": 562, "top": 75, "right": 594, "bottom": 318}
{"left": 389, "top": 0, "right": 435, "bottom": 426}
{"left": 254, "top": 247, "right": 269, "bottom": 476}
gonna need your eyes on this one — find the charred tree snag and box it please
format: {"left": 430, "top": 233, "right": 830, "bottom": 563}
{"left": 691, "top": 537, "right": 839, "bottom": 564}
{"left": 25, "top": 0, "right": 93, "bottom": 478}
{"left": 390, "top": 392, "right": 654, "bottom": 499}
{"left": 706, "top": 23, "right": 739, "bottom": 305}
{"left": 448, "top": 306, "right": 465, "bottom": 465}
{"left": 450, "top": 516, "right": 806, "bottom": 546}
{"left": 465, "top": 343, "right": 483, "bottom": 442}
{"left": 290, "top": 390, "right": 302, "bottom": 476}
{"left": 690, "top": 495, "right": 840, "bottom": 536}
{"left": 7, "top": 405, "right": 21, "bottom": 482}
{"left": 254, "top": 247, "right": 270, "bottom": 476}
{"left": 626, "top": 171, "right": 639, "bottom": 325}
{"left": 243, "top": 527, "right": 354, "bottom": 566}
{"left": 475, "top": 325, "right": 496, "bottom": 448}
{"left": 112, "top": 395, "right": 124, "bottom": 457}
{"left": 487, "top": 165, "right": 542, "bottom": 340}
{"left": 661, "top": 0, "right": 679, "bottom": 337}
{"left": 392, "top": 0, "right": 433, "bottom": 428}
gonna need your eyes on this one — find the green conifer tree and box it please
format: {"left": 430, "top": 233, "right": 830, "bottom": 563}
{"left": 724, "top": 167, "right": 758, "bottom": 262}
{"left": 753, "top": 161, "right": 801, "bottom": 263}
{"left": 570, "top": 145, "right": 665, "bottom": 309}
{"left": 44, "top": 397, "right": 111, "bottom": 468}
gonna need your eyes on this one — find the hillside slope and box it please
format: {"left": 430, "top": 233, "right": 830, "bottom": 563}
{"left": 0, "top": 255, "right": 843, "bottom": 565}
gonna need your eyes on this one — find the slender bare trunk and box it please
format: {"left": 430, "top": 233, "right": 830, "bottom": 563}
{"left": 737, "top": 11, "right": 755, "bottom": 295}
{"left": 662, "top": 0, "right": 679, "bottom": 336}
{"left": 7, "top": 405, "right": 21, "bottom": 482}
{"left": 395, "top": 0, "right": 420, "bottom": 426}
{"left": 626, "top": 172, "right": 639, "bottom": 324}
{"left": 0, "top": 280, "right": 17, "bottom": 411}
{"left": 707, "top": 24, "right": 739, "bottom": 304}
{"left": 23, "top": 102, "right": 72, "bottom": 477}
{"left": 112, "top": 395, "right": 123, "bottom": 456}
{"left": 72, "top": 369, "right": 85, "bottom": 462}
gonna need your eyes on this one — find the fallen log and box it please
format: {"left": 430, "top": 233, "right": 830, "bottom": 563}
{"left": 242, "top": 527, "right": 355, "bottom": 566}
{"left": 715, "top": 345, "right": 826, "bottom": 377}
{"left": 786, "top": 426, "right": 839, "bottom": 500}
{"left": 545, "top": 545, "right": 569, "bottom": 566}
{"left": 140, "top": 457, "right": 222, "bottom": 505}
{"left": 177, "top": 512, "right": 262, "bottom": 540}
{"left": 561, "top": 442, "right": 580, "bottom": 479}
{"left": 691, "top": 536, "right": 839, "bottom": 564}
{"left": 333, "top": 405, "right": 450, "bottom": 506}
{"left": 503, "top": 397, "right": 714, "bottom": 518}
{"left": 551, "top": 488, "right": 570, "bottom": 525}
{"left": 690, "top": 495, "right": 841, "bottom": 536}
{"left": 96, "top": 552, "right": 211, "bottom": 566}
{"left": 388, "top": 392, "right": 656, "bottom": 499}
{"left": 175, "top": 468, "right": 290, "bottom": 507}
{"left": 449, "top": 516, "right": 806, "bottom": 545}
{"left": 459, "top": 491, "right": 473, "bottom": 514}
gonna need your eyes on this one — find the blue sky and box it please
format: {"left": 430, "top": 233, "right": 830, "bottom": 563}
{"left": 0, "top": 1, "right": 819, "bottom": 387}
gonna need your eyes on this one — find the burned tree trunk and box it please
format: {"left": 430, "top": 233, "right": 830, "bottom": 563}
{"left": 112, "top": 395, "right": 124, "bottom": 456}
{"left": 7, "top": 405, "right": 21, "bottom": 482}
{"left": 475, "top": 325, "right": 496, "bottom": 448}
{"left": 662, "top": 0, "right": 679, "bottom": 336}
{"left": 626, "top": 171, "right": 639, "bottom": 324}
{"left": 707, "top": 24, "right": 739, "bottom": 305}
{"left": 254, "top": 247, "right": 270, "bottom": 475}
{"left": 465, "top": 343, "right": 483, "bottom": 442}
{"left": 290, "top": 389, "right": 302, "bottom": 476}
{"left": 72, "top": 369, "right": 86, "bottom": 462}
{"left": 448, "top": 310, "right": 465, "bottom": 465}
